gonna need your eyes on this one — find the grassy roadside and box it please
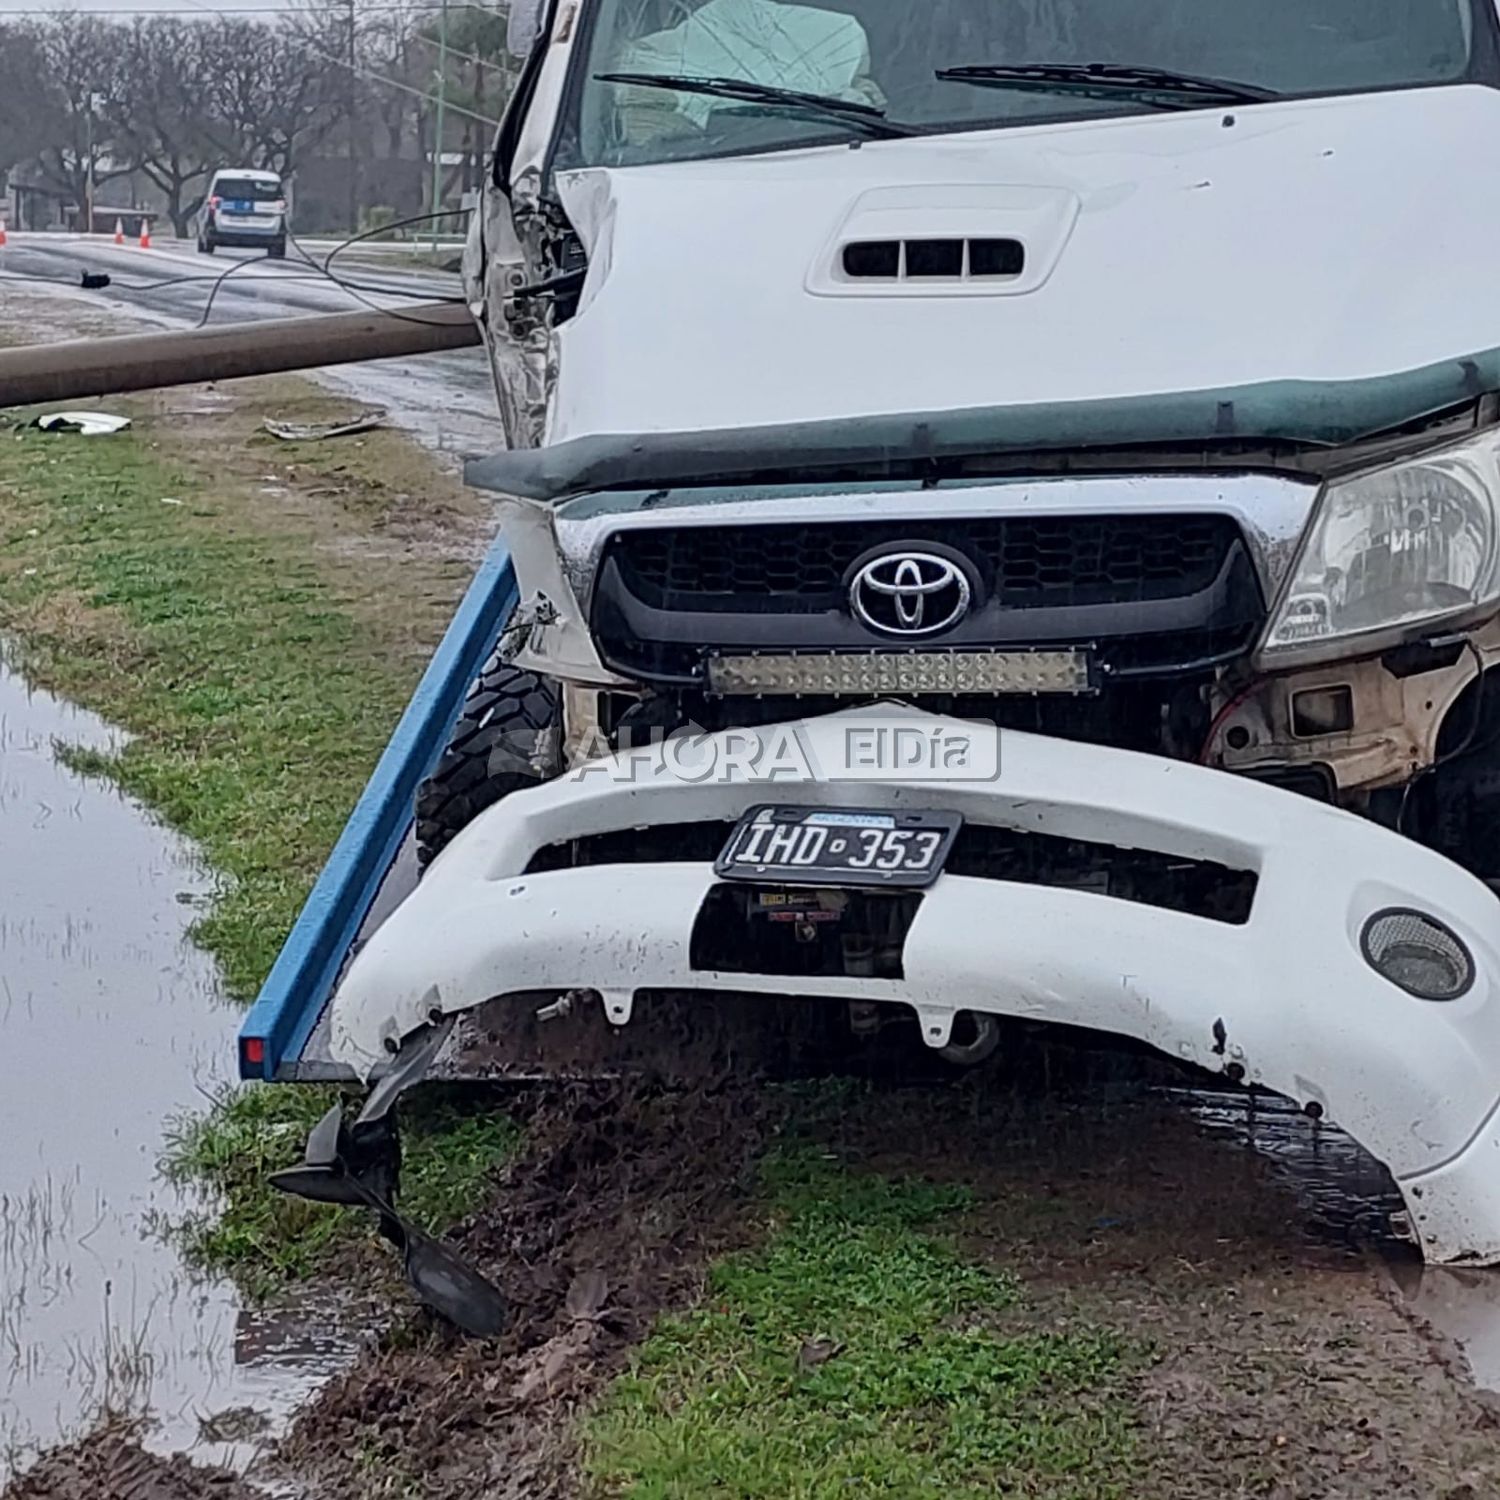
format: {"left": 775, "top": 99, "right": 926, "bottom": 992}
{"left": 0, "top": 385, "right": 479, "bottom": 993}
{"left": 0, "top": 371, "right": 512, "bottom": 1289}
{"left": 583, "top": 1144, "right": 1139, "bottom": 1499}
{"left": 0, "top": 331, "right": 1148, "bottom": 1494}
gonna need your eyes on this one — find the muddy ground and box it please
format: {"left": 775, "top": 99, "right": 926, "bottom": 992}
{"left": 849, "top": 1086, "right": 1500, "bottom": 1500}
{"left": 15, "top": 1065, "right": 1500, "bottom": 1500}
{"left": 291, "top": 1074, "right": 1500, "bottom": 1500}
{"left": 279, "top": 1082, "right": 783, "bottom": 1500}
{"left": 4, "top": 1427, "right": 262, "bottom": 1500}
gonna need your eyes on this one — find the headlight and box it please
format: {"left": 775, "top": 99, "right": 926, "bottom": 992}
{"left": 1258, "top": 427, "right": 1500, "bottom": 665}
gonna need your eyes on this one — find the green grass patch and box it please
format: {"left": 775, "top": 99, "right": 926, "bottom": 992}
{"left": 161, "top": 1085, "right": 520, "bottom": 1296}
{"left": 0, "top": 414, "right": 492, "bottom": 1287}
{"left": 584, "top": 1148, "right": 1139, "bottom": 1499}
{"left": 0, "top": 424, "right": 424, "bottom": 996}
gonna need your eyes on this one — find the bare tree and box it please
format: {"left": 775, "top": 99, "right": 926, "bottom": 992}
{"left": 111, "top": 17, "right": 217, "bottom": 237}
{"left": 362, "top": 0, "right": 427, "bottom": 165}
{"left": 198, "top": 16, "right": 346, "bottom": 178}
{"left": 0, "top": 24, "right": 55, "bottom": 188}
{"left": 3, "top": 4, "right": 507, "bottom": 236}
{"left": 21, "top": 14, "right": 131, "bottom": 220}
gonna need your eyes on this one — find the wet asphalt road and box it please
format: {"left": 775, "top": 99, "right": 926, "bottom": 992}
{"left": 0, "top": 232, "right": 501, "bottom": 460}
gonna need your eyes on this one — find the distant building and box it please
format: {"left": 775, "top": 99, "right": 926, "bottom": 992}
{"left": 5, "top": 166, "right": 70, "bottom": 231}
{"left": 4, "top": 160, "right": 161, "bottom": 235}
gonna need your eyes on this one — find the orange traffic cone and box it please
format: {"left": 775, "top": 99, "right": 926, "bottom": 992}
{"left": 138, "top": 221, "right": 151, "bottom": 249}
{"left": 0, "top": 218, "right": 8, "bottom": 248}
{"left": 113, "top": 219, "right": 124, "bottom": 245}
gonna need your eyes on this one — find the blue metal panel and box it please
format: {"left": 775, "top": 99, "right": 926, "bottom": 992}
{"left": 237, "top": 539, "right": 520, "bottom": 1080}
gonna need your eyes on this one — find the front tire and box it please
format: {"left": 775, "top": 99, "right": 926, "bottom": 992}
{"left": 415, "top": 659, "right": 562, "bottom": 869}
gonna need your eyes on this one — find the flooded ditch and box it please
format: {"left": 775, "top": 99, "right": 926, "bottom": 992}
{"left": 0, "top": 664, "right": 357, "bottom": 1485}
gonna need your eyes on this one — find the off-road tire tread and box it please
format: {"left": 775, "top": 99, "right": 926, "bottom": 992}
{"left": 415, "top": 661, "right": 560, "bottom": 869}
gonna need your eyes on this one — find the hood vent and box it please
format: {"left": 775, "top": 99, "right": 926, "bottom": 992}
{"left": 810, "top": 185, "right": 1078, "bottom": 299}
{"left": 841, "top": 237, "right": 1025, "bottom": 282}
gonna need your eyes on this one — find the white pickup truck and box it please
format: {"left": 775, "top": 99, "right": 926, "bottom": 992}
{"left": 275, "top": 0, "right": 1500, "bottom": 1325}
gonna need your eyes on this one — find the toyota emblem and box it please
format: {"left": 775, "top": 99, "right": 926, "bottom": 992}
{"left": 849, "top": 551, "right": 973, "bottom": 637}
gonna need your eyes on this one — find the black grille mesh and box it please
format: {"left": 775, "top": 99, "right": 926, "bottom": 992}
{"left": 609, "top": 515, "right": 1238, "bottom": 608}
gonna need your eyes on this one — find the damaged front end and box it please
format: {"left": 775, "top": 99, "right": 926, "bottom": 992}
{"left": 268, "top": 29, "right": 1500, "bottom": 1324}
{"left": 309, "top": 709, "right": 1500, "bottom": 1272}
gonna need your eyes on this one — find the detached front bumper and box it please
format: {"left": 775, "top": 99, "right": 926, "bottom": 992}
{"left": 329, "top": 708, "right": 1500, "bottom": 1266}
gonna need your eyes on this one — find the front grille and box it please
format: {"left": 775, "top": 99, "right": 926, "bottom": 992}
{"left": 609, "top": 515, "right": 1238, "bottom": 612}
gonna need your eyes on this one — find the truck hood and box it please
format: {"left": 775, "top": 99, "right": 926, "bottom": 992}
{"left": 476, "top": 85, "right": 1500, "bottom": 499}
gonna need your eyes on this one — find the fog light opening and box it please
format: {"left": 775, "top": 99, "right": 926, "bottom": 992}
{"left": 1360, "top": 909, "right": 1475, "bottom": 1001}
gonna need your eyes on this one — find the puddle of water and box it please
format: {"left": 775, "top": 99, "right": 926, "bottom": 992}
{"left": 1169, "top": 1082, "right": 1500, "bottom": 1395}
{"left": 1387, "top": 1262, "right": 1500, "bottom": 1391}
{"left": 0, "top": 667, "right": 359, "bottom": 1483}
{"left": 1168, "top": 1084, "right": 1404, "bottom": 1245}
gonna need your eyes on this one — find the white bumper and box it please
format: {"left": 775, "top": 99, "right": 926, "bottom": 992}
{"left": 331, "top": 710, "right": 1500, "bottom": 1266}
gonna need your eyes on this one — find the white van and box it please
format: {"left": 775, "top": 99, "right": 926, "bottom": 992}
{"left": 195, "top": 168, "right": 287, "bottom": 258}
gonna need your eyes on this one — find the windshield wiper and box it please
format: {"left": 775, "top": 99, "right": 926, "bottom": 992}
{"left": 594, "top": 72, "right": 921, "bottom": 139}
{"left": 936, "top": 62, "right": 1279, "bottom": 110}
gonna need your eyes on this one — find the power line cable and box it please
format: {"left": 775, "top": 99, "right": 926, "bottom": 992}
{"left": 290, "top": 209, "right": 476, "bottom": 325}
{"left": 0, "top": 222, "right": 470, "bottom": 325}
{"left": 190, "top": 216, "right": 469, "bottom": 323}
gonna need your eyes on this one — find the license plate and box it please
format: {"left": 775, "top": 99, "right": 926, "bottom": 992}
{"left": 226, "top": 199, "right": 253, "bottom": 213}
{"left": 715, "top": 807, "right": 962, "bottom": 889}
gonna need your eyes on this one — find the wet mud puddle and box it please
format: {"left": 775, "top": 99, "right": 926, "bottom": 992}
{"left": 1172, "top": 1083, "right": 1500, "bottom": 1394}
{"left": 0, "top": 666, "right": 357, "bottom": 1483}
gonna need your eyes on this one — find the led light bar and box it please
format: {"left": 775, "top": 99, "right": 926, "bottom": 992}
{"left": 706, "top": 650, "right": 1092, "bottom": 697}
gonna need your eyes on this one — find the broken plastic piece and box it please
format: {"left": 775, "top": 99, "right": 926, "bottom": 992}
{"left": 270, "top": 1082, "right": 507, "bottom": 1338}
{"left": 33, "top": 410, "right": 131, "bottom": 435}
{"left": 262, "top": 407, "right": 387, "bottom": 442}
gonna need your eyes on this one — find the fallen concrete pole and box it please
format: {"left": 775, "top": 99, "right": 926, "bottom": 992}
{"left": 0, "top": 302, "right": 483, "bottom": 407}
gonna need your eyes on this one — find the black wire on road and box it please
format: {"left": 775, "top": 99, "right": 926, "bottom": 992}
{"left": 0, "top": 260, "right": 466, "bottom": 310}
{"left": 0, "top": 220, "right": 471, "bottom": 325}
{"left": 300, "top": 209, "right": 478, "bottom": 327}
{"left": 193, "top": 233, "right": 469, "bottom": 325}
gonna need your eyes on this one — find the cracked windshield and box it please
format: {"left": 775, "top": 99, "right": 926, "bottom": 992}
{"left": 576, "top": 0, "right": 1479, "bottom": 162}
